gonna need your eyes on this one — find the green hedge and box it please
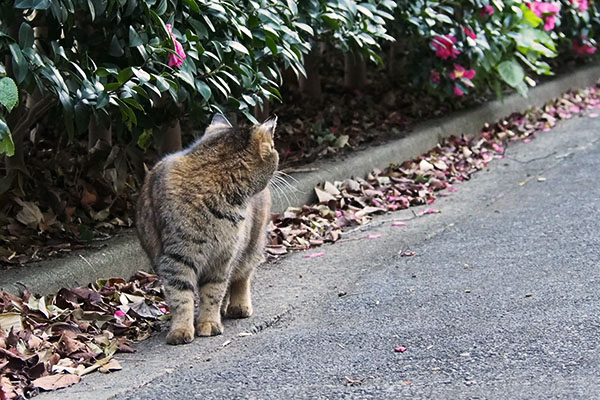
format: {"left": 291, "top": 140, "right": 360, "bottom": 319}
{"left": 0, "top": 0, "right": 598, "bottom": 158}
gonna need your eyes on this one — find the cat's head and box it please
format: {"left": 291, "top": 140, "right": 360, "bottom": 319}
{"left": 201, "top": 114, "right": 279, "bottom": 195}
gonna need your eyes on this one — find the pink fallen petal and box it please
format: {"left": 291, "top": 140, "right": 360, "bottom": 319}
{"left": 367, "top": 234, "right": 382, "bottom": 239}
{"left": 523, "top": 138, "right": 532, "bottom": 143}
{"left": 387, "top": 204, "right": 400, "bottom": 211}
{"left": 427, "top": 199, "right": 435, "bottom": 204}
{"left": 394, "top": 346, "right": 408, "bottom": 353}
{"left": 419, "top": 209, "right": 441, "bottom": 216}
{"left": 448, "top": 187, "right": 458, "bottom": 192}
{"left": 392, "top": 221, "right": 407, "bottom": 226}
{"left": 400, "top": 251, "right": 416, "bottom": 257}
{"left": 482, "top": 153, "right": 493, "bottom": 162}
{"left": 491, "top": 143, "right": 504, "bottom": 153}
{"left": 305, "top": 252, "right": 325, "bottom": 259}
{"left": 159, "top": 307, "right": 168, "bottom": 314}
{"left": 588, "top": 113, "right": 599, "bottom": 118}
{"left": 569, "top": 106, "right": 580, "bottom": 113}
{"left": 115, "top": 310, "right": 126, "bottom": 318}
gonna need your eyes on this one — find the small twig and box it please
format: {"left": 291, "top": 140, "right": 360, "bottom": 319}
{"left": 12, "top": 96, "right": 56, "bottom": 139}
{"left": 79, "top": 254, "right": 94, "bottom": 269}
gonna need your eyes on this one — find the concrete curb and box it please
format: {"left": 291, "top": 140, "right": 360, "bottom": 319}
{"left": 2, "top": 65, "right": 599, "bottom": 296}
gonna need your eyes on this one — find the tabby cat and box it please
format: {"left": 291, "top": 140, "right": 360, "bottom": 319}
{"left": 136, "top": 115, "right": 279, "bottom": 345}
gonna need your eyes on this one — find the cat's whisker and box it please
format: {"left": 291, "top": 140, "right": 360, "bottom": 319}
{"left": 272, "top": 172, "right": 302, "bottom": 195}
{"left": 275, "top": 170, "right": 301, "bottom": 186}
{"left": 273, "top": 181, "right": 292, "bottom": 207}
{"left": 269, "top": 178, "right": 292, "bottom": 207}
{"left": 271, "top": 175, "right": 299, "bottom": 203}
{"left": 274, "top": 177, "right": 300, "bottom": 201}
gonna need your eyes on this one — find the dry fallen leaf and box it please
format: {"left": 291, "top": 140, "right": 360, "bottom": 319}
{"left": 99, "top": 359, "right": 122, "bottom": 373}
{"left": 15, "top": 200, "right": 44, "bottom": 229}
{"left": 314, "top": 187, "right": 336, "bottom": 203}
{"left": 32, "top": 374, "right": 81, "bottom": 391}
{"left": 0, "top": 313, "right": 23, "bottom": 334}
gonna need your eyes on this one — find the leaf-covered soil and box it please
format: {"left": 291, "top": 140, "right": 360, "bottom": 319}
{"left": 0, "top": 58, "right": 495, "bottom": 268}
{"left": 1, "top": 78, "right": 600, "bottom": 399}
{"left": 0, "top": 271, "right": 167, "bottom": 399}
{"left": 0, "top": 55, "right": 591, "bottom": 267}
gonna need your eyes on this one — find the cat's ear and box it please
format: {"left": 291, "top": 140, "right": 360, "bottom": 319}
{"left": 254, "top": 116, "right": 277, "bottom": 160}
{"left": 258, "top": 115, "right": 277, "bottom": 138}
{"left": 205, "top": 113, "right": 232, "bottom": 135}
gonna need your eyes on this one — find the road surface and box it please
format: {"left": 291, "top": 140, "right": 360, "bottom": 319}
{"left": 41, "top": 111, "right": 600, "bottom": 399}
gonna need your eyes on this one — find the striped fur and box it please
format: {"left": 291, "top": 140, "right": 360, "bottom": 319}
{"left": 136, "top": 116, "right": 278, "bottom": 345}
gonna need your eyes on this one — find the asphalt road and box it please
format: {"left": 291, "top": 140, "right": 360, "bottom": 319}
{"left": 41, "top": 111, "right": 600, "bottom": 399}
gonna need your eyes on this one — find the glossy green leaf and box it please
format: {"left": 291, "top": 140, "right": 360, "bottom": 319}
{"left": 87, "top": 0, "right": 96, "bottom": 21}
{"left": 155, "top": 76, "right": 170, "bottom": 92}
{"left": 19, "top": 23, "right": 34, "bottom": 49}
{"left": 129, "top": 26, "right": 143, "bottom": 47}
{"left": 227, "top": 41, "right": 249, "bottom": 56}
{"left": 195, "top": 80, "right": 211, "bottom": 101}
{"left": 109, "top": 35, "right": 124, "bottom": 57}
{"left": 0, "top": 119, "right": 15, "bottom": 157}
{"left": 132, "top": 67, "right": 151, "bottom": 83}
{"left": 0, "top": 77, "right": 19, "bottom": 112}
{"left": 137, "top": 129, "right": 153, "bottom": 151}
{"left": 183, "top": 0, "right": 200, "bottom": 14}
{"left": 8, "top": 44, "right": 28, "bottom": 84}
{"left": 497, "top": 59, "right": 525, "bottom": 88}
{"left": 265, "top": 36, "right": 278, "bottom": 55}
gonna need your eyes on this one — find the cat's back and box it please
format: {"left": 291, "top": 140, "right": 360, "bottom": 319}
{"left": 135, "top": 153, "right": 188, "bottom": 261}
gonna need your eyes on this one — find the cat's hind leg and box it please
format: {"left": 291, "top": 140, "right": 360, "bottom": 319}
{"left": 226, "top": 247, "right": 262, "bottom": 318}
{"left": 196, "top": 280, "right": 229, "bottom": 336}
{"left": 225, "top": 189, "right": 270, "bottom": 319}
{"left": 227, "top": 274, "right": 254, "bottom": 318}
{"left": 157, "top": 254, "right": 197, "bottom": 345}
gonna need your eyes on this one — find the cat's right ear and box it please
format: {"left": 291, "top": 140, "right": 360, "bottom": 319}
{"left": 205, "top": 114, "right": 232, "bottom": 135}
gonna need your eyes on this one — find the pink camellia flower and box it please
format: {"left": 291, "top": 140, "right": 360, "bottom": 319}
{"left": 166, "top": 24, "right": 186, "bottom": 67}
{"left": 480, "top": 5, "right": 494, "bottom": 17}
{"left": 528, "top": 2, "right": 561, "bottom": 31}
{"left": 431, "top": 35, "right": 460, "bottom": 59}
{"left": 449, "top": 64, "right": 476, "bottom": 81}
{"left": 570, "top": 0, "right": 588, "bottom": 12}
{"left": 431, "top": 69, "right": 441, "bottom": 85}
{"left": 573, "top": 38, "right": 597, "bottom": 54}
{"left": 462, "top": 26, "right": 476, "bottom": 39}
{"left": 450, "top": 65, "right": 476, "bottom": 97}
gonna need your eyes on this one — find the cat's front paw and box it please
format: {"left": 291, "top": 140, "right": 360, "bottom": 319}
{"left": 226, "top": 304, "right": 253, "bottom": 319}
{"left": 166, "top": 327, "right": 194, "bottom": 345}
{"left": 195, "top": 320, "right": 224, "bottom": 337}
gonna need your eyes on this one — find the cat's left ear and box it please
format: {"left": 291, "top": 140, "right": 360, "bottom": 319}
{"left": 205, "top": 113, "right": 232, "bottom": 135}
{"left": 257, "top": 116, "right": 277, "bottom": 139}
